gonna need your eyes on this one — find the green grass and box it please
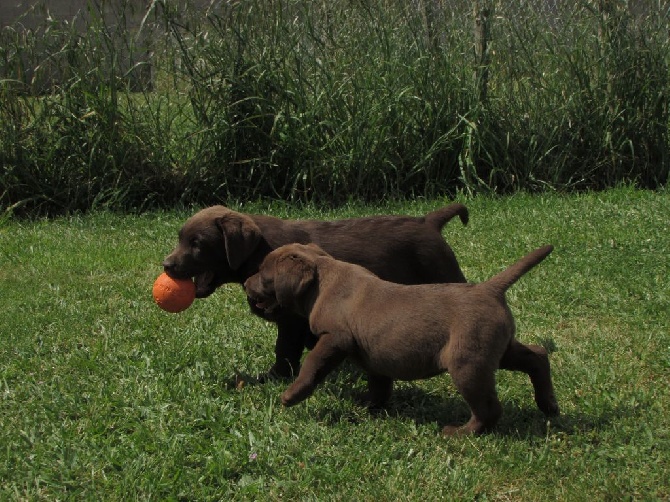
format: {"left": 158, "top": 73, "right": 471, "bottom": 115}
{"left": 1, "top": 187, "right": 668, "bottom": 499}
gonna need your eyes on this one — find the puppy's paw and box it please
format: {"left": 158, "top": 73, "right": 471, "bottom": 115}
{"left": 281, "top": 381, "right": 315, "bottom": 407}
{"left": 537, "top": 394, "right": 560, "bottom": 416}
{"left": 280, "top": 390, "right": 300, "bottom": 407}
{"left": 354, "top": 391, "right": 389, "bottom": 411}
{"left": 441, "top": 425, "right": 464, "bottom": 436}
{"left": 264, "top": 361, "right": 301, "bottom": 381}
{"left": 257, "top": 362, "right": 300, "bottom": 383}
{"left": 257, "top": 370, "right": 290, "bottom": 384}
{"left": 441, "top": 424, "right": 483, "bottom": 437}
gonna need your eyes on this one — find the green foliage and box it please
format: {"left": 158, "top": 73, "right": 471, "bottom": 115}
{"left": 0, "top": 189, "right": 668, "bottom": 499}
{"left": 0, "top": 0, "right": 669, "bottom": 216}
{"left": 477, "top": 1, "right": 670, "bottom": 191}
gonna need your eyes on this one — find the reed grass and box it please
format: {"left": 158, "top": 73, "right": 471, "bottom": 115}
{"left": 1, "top": 0, "right": 668, "bottom": 216}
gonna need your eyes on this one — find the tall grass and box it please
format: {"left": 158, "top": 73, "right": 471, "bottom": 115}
{"left": 1, "top": 0, "right": 668, "bottom": 216}
{"left": 479, "top": 1, "right": 670, "bottom": 191}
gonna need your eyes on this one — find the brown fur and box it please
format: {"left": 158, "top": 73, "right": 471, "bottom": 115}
{"left": 163, "top": 204, "right": 469, "bottom": 378}
{"left": 244, "top": 243, "right": 560, "bottom": 436}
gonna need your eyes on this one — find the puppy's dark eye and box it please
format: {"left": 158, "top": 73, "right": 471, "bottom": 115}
{"left": 189, "top": 237, "right": 200, "bottom": 248}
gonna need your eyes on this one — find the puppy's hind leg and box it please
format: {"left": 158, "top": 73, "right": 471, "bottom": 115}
{"left": 359, "top": 374, "right": 393, "bottom": 409}
{"left": 442, "top": 368, "right": 502, "bottom": 436}
{"left": 499, "top": 340, "right": 559, "bottom": 416}
{"left": 281, "top": 333, "right": 349, "bottom": 407}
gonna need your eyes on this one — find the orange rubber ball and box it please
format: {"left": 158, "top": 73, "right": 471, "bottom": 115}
{"left": 152, "top": 272, "right": 196, "bottom": 313}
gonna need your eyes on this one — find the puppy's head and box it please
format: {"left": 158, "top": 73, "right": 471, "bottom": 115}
{"left": 244, "top": 243, "right": 328, "bottom": 318}
{"left": 163, "top": 206, "right": 262, "bottom": 298}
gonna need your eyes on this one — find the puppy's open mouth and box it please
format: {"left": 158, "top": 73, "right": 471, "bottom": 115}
{"left": 248, "top": 296, "right": 279, "bottom": 314}
{"left": 194, "top": 271, "right": 218, "bottom": 298}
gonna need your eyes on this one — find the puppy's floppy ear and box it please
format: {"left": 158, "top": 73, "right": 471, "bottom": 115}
{"left": 216, "top": 213, "right": 262, "bottom": 270}
{"left": 274, "top": 252, "right": 317, "bottom": 311}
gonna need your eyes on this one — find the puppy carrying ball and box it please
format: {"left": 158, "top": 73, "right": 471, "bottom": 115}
{"left": 161, "top": 204, "right": 470, "bottom": 379}
{"left": 244, "top": 243, "right": 559, "bottom": 436}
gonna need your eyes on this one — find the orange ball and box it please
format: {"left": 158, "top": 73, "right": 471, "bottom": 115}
{"left": 152, "top": 273, "right": 196, "bottom": 313}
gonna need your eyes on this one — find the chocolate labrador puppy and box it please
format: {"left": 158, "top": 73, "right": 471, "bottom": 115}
{"left": 163, "top": 204, "right": 469, "bottom": 378}
{"left": 244, "top": 243, "right": 559, "bottom": 435}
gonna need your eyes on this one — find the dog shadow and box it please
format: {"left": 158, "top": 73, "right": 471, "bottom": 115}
{"left": 313, "top": 374, "right": 622, "bottom": 439}
{"left": 223, "top": 365, "right": 624, "bottom": 439}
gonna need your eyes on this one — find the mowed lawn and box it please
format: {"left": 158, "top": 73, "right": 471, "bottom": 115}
{"left": 0, "top": 187, "right": 668, "bottom": 500}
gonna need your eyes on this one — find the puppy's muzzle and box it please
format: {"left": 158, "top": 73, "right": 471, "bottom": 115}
{"left": 162, "top": 253, "right": 193, "bottom": 279}
{"left": 163, "top": 258, "right": 219, "bottom": 298}
{"left": 244, "top": 278, "right": 279, "bottom": 315}
{"left": 245, "top": 287, "right": 279, "bottom": 314}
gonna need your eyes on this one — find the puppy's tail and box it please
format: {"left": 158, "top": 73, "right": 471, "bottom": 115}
{"left": 424, "top": 203, "right": 469, "bottom": 230}
{"left": 486, "top": 245, "right": 554, "bottom": 294}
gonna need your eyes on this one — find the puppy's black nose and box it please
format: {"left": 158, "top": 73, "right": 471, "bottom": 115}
{"left": 163, "top": 259, "right": 175, "bottom": 272}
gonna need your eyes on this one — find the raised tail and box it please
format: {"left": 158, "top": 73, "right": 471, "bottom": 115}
{"left": 486, "top": 245, "right": 554, "bottom": 294}
{"left": 424, "top": 203, "right": 469, "bottom": 230}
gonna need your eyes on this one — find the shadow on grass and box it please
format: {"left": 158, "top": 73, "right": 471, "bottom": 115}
{"left": 220, "top": 362, "right": 620, "bottom": 439}
{"left": 310, "top": 371, "right": 619, "bottom": 439}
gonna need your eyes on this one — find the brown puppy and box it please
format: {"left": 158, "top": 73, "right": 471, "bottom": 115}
{"left": 162, "top": 204, "right": 469, "bottom": 378}
{"left": 244, "top": 243, "right": 560, "bottom": 435}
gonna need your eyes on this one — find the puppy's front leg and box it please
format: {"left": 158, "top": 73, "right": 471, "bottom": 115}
{"left": 281, "top": 333, "right": 349, "bottom": 407}
{"left": 269, "top": 314, "right": 312, "bottom": 379}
